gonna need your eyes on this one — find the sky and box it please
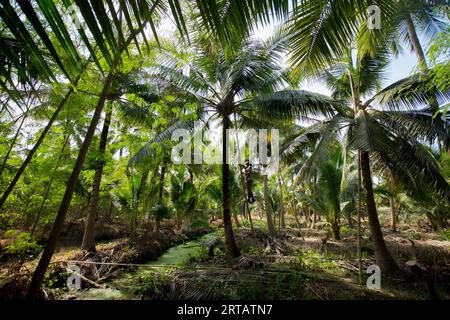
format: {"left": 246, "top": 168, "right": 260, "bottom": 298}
{"left": 299, "top": 52, "right": 418, "bottom": 96}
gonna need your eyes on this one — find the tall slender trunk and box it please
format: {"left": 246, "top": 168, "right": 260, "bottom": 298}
{"left": 262, "top": 174, "right": 276, "bottom": 237}
{"left": 304, "top": 206, "right": 310, "bottom": 227}
{"left": 154, "top": 165, "right": 165, "bottom": 232}
{"left": 279, "top": 172, "right": 297, "bottom": 225}
{"left": 81, "top": 106, "right": 113, "bottom": 252}
{"left": 278, "top": 177, "right": 285, "bottom": 230}
{"left": 131, "top": 171, "right": 148, "bottom": 240}
{"left": 332, "top": 210, "right": 341, "bottom": 240}
{"left": 238, "top": 165, "right": 253, "bottom": 229}
{"left": 404, "top": 14, "right": 427, "bottom": 70}
{"left": 360, "top": 151, "right": 398, "bottom": 273}
{"left": 26, "top": 72, "right": 115, "bottom": 299}
{"left": 311, "top": 210, "right": 316, "bottom": 229}
{"left": 390, "top": 197, "right": 397, "bottom": 232}
{"left": 0, "top": 60, "right": 90, "bottom": 210}
{"left": 243, "top": 201, "right": 248, "bottom": 219}
{"left": 106, "top": 199, "right": 113, "bottom": 221}
{"left": 239, "top": 169, "right": 248, "bottom": 218}
{"left": 357, "top": 152, "right": 363, "bottom": 284}
{"left": 188, "top": 166, "right": 193, "bottom": 183}
{"left": 222, "top": 114, "right": 240, "bottom": 258}
{"left": 158, "top": 166, "right": 166, "bottom": 204}
{"left": 404, "top": 13, "right": 445, "bottom": 133}
{"left": 233, "top": 212, "right": 241, "bottom": 227}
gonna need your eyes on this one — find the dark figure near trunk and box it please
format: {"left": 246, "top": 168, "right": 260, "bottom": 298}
{"left": 242, "top": 160, "right": 255, "bottom": 204}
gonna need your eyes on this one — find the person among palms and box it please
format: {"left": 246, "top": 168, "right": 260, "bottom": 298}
{"left": 242, "top": 159, "right": 256, "bottom": 204}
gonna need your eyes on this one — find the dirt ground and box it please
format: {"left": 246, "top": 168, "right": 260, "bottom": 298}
{"left": 137, "top": 222, "right": 449, "bottom": 300}
{"left": 1, "top": 217, "right": 449, "bottom": 300}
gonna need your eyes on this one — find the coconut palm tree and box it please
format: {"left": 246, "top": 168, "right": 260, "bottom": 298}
{"left": 0, "top": 0, "right": 300, "bottom": 213}
{"left": 134, "top": 33, "right": 338, "bottom": 258}
{"left": 316, "top": 147, "right": 356, "bottom": 240}
{"left": 2, "top": 1, "right": 299, "bottom": 296}
{"left": 283, "top": 48, "right": 450, "bottom": 273}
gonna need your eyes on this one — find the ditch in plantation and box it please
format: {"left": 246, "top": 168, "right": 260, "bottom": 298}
{"left": 40, "top": 222, "right": 450, "bottom": 300}
{"left": 1, "top": 218, "right": 449, "bottom": 300}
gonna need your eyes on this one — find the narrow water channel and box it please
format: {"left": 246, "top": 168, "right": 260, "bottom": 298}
{"left": 76, "top": 233, "right": 217, "bottom": 300}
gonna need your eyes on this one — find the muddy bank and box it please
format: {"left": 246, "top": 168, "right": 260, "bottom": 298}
{"left": 58, "top": 219, "right": 128, "bottom": 246}
{"left": 136, "top": 227, "right": 450, "bottom": 300}
{"left": 76, "top": 232, "right": 220, "bottom": 300}
{"left": 0, "top": 226, "right": 212, "bottom": 300}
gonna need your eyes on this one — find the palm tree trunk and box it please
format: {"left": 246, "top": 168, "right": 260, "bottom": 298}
{"left": 404, "top": 13, "right": 442, "bottom": 122}
{"left": 131, "top": 171, "right": 148, "bottom": 240}
{"left": 26, "top": 72, "right": 115, "bottom": 299}
{"left": 278, "top": 179, "right": 285, "bottom": 230}
{"left": 360, "top": 151, "right": 398, "bottom": 273}
{"left": 404, "top": 14, "right": 427, "bottom": 70}
{"left": 262, "top": 174, "right": 276, "bottom": 237}
{"left": 332, "top": 210, "right": 341, "bottom": 240}
{"left": 233, "top": 212, "right": 241, "bottom": 227}
{"left": 176, "top": 213, "right": 182, "bottom": 230}
{"left": 106, "top": 199, "right": 113, "bottom": 221}
{"left": 81, "top": 105, "right": 113, "bottom": 252}
{"left": 390, "top": 197, "right": 397, "bottom": 232}
{"left": 154, "top": 165, "right": 166, "bottom": 233}
{"left": 357, "top": 152, "right": 363, "bottom": 284}
{"left": 311, "top": 210, "right": 316, "bottom": 229}
{"left": 222, "top": 114, "right": 240, "bottom": 258}
{"left": 158, "top": 166, "right": 166, "bottom": 204}
{"left": 279, "top": 172, "right": 298, "bottom": 226}
{"left": 238, "top": 165, "right": 253, "bottom": 229}
{"left": 304, "top": 206, "right": 311, "bottom": 227}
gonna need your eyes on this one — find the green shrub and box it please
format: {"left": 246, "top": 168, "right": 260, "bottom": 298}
{"left": 406, "top": 230, "right": 422, "bottom": 240}
{"left": 246, "top": 246, "right": 263, "bottom": 256}
{"left": 437, "top": 229, "right": 450, "bottom": 241}
{"left": 190, "top": 218, "right": 209, "bottom": 229}
{"left": 43, "top": 265, "right": 71, "bottom": 289}
{"left": 136, "top": 272, "right": 170, "bottom": 297}
{"left": 0, "top": 212, "right": 18, "bottom": 230}
{"left": 5, "top": 231, "right": 43, "bottom": 259}
{"left": 151, "top": 205, "right": 172, "bottom": 220}
{"left": 340, "top": 225, "right": 354, "bottom": 237}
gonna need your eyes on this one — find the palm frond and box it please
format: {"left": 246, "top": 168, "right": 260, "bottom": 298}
{"left": 241, "top": 89, "right": 339, "bottom": 121}
{"left": 287, "top": 0, "right": 398, "bottom": 76}
{"left": 366, "top": 72, "right": 450, "bottom": 110}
